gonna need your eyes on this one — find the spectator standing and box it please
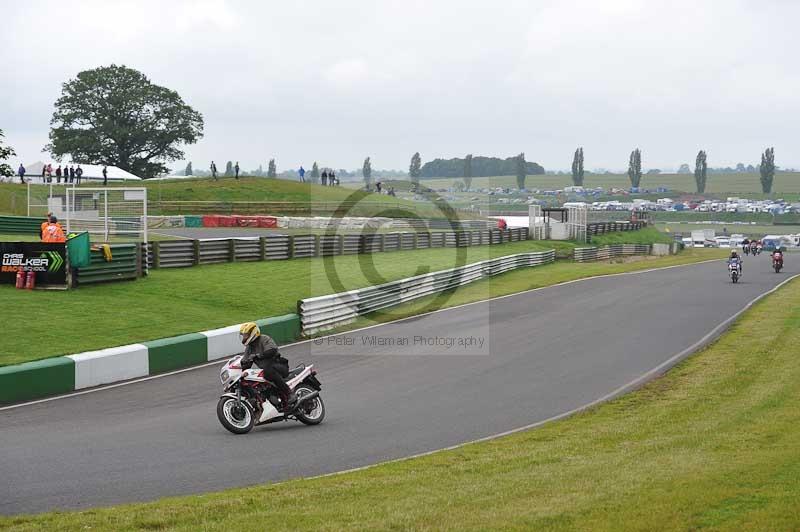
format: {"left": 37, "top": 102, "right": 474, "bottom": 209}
{"left": 75, "top": 165, "right": 83, "bottom": 185}
{"left": 102, "top": 165, "right": 108, "bottom": 186}
{"left": 211, "top": 161, "right": 218, "bottom": 180}
{"left": 41, "top": 165, "right": 47, "bottom": 183}
{"left": 68, "top": 165, "right": 75, "bottom": 183}
{"left": 17, "top": 163, "right": 25, "bottom": 184}
{"left": 329, "top": 170, "right": 335, "bottom": 186}
{"left": 321, "top": 169, "right": 328, "bottom": 186}
{"left": 376, "top": 181, "right": 382, "bottom": 194}
{"left": 55, "top": 165, "right": 62, "bottom": 183}
{"left": 298, "top": 166, "right": 305, "bottom": 182}
{"left": 42, "top": 215, "right": 66, "bottom": 243}
{"left": 46, "top": 163, "right": 53, "bottom": 182}
{"left": 235, "top": 161, "right": 240, "bottom": 180}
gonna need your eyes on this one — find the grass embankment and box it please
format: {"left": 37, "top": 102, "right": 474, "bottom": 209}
{"left": 0, "top": 178, "right": 457, "bottom": 219}
{"left": 3, "top": 261, "right": 795, "bottom": 531}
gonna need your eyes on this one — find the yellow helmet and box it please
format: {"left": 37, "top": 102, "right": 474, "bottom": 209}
{"left": 239, "top": 322, "right": 260, "bottom": 345}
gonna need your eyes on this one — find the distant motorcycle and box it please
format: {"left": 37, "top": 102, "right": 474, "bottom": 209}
{"left": 729, "top": 262, "right": 741, "bottom": 283}
{"left": 773, "top": 252, "right": 784, "bottom": 273}
{"left": 217, "top": 355, "right": 325, "bottom": 434}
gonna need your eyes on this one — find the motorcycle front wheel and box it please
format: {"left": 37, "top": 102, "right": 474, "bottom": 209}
{"left": 217, "top": 396, "right": 255, "bottom": 434}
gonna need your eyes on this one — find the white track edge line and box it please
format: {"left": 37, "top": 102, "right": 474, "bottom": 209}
{"left": 0, "top": 256, "right": 724, "bottom": 411}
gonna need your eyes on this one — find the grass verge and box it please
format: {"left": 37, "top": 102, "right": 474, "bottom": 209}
{"left": 0, "top": 239, "right": 556, "bottom": 365}
{"left": 0, "top": 239, "right": 721, "bottom": 366}
{"left": 2, "top": 259, "right": 795, "bottom": 531}
{"left": 590, "top": 226, "right": 674, "bottom": 245}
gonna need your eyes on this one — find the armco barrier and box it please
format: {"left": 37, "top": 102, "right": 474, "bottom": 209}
{"left": 76, "top": 244, "right": 144, "bottom": 284}
{"left": 298, "top": 250, "right": 555, "bottom": 335}
{"left": 0, "top": 313, "right": 300, "bottom": 404}
{"left": 574, "top": 244, "right": 653, "bottom": 262}
{"left": 0, "top": 215, "right": 41, "bottom": 234}
{"left": 147, "top": 228, "right": 530, "bottom": 271}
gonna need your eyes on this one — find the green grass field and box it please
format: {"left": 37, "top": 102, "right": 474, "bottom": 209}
{"left": 657, "top": 223, "right": 800, "bottom": 238}
{"left": 0, "top": 240, "right": 555, "bottom": 366}
{"left": 420, "top": 172, "right": 800, "bottom": 196}
{"left": 0, "top": 226, "right": 695, "bottom": 366}
{"left": 590, "top": 226, "right": 673, "bottom": 245}
{"left": 3, "top": 251, "right": 789, "bottom": 532}
{"left": 0, "top": 178, "right": 459, "bottom": 219}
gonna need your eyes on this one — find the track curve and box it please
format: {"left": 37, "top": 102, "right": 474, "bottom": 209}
{"left": 0, "top": 257, "right": 793, "bottom": 515}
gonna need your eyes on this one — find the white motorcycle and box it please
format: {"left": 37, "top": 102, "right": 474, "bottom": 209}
{"left": 217, "top": 355, "right": 325, "bottom": 434}
{"left": 729, "top": 262, "right": 741, "bottom": 283}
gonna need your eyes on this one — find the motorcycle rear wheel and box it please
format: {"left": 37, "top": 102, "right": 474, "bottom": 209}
{"left": 217, "top": 396, "right": 255, "bottom": 434}
{"left": 294, "top": 385, "right": 325, "bottom": 425}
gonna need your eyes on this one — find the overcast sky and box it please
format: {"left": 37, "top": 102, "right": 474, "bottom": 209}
{"left": 2, "top": 0, "right": 799, "bottom": 174}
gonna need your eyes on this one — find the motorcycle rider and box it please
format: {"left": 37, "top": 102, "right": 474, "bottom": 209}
{"left": 238, "top": 322, "right": 297, "bottom": 409}
{"left": 728, "top": 250, "right": 743, "bottom": 275}
{"left": 741, "top": 238, "right": 750, "bottom": 255}
{"left": 772, "top": 246, "right": 784, "bottom": 266}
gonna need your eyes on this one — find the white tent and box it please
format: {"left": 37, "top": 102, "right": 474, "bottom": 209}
{"left": 24, "top": 161, "right": 142, "bottom": 182}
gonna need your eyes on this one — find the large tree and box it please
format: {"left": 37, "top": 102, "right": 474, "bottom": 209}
{"left": 463, "top": 153, "right": 473, "bottom": 190}
{"left": 362, "top": 156, "right": 372, "bottom": 188}
{"left": 515, "top": 152, "right": 527, "bottom": 190}
{"left": 627, "top": 148, "right": 642, "bottom": 188}
{"left": 760, "top": 147, "right": 775, "bottom": 193}
{"left": 310, "top": 162, "right": 320, "bottom": 184}
{"left": 0, "top": 129, "right": 16, "bottom": 178}
{"left": 45, "top": 64, "right": 203, "bottom": 178}
{"left": 409, "top": 152, "right": 422, "bottom": 189}
{"left": 571, "top": 147, "right": 584, "bottom": 186}
{"left": 267, "top": 158, "right": 277, "bottom": 178}
{"left": 225, "top": 161, "right": 233, "bottom": 177}
{"left": 694, "top": 150, "right": 708, "bottom": 193}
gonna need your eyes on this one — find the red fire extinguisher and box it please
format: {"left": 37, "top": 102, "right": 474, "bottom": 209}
{"left": 15, "top": 270, "right": 26, "bottom": 289}
{"left": 25, "top": 271, "right": 36, "bottom": 290}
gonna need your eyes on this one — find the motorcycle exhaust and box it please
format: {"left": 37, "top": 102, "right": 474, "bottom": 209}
{"left": 292, "top": 391, "right": 320, "bottom": 409}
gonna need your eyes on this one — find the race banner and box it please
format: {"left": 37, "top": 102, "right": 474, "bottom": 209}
{"left": 0, "top": 242, "right": 67, "bottom": 286}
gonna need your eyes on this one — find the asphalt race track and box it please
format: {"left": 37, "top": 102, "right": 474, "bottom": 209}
{"left": 0, "top": 257, "right": 794, "bottom": 514}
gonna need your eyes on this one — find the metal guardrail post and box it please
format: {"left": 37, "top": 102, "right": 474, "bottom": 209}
{"left": 259, "top": 237, "right": 267, "bottom": 261}
{"left": 313, "top": 234, "right": 320, "bottom": 257}
{"left": 413, "top": 232, "right": 419, "bottom": 250}
{"left": 380, "top": 234, "right": 386, "bottom": 252}
{"left": 288, "top": 235, "right": 295, "bottom": 259}
{"left": 193, "top": 239, "right": 200, "bottom": 265}
{"left": 229, "top": 239, "right": 236, "bottom": 262}
{"left": 338, "top": 235, "right": 344, "bottom": 255}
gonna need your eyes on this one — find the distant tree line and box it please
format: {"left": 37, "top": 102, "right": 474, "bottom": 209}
{"left": 419, "top": 156, "right": 544, "bottom": 178}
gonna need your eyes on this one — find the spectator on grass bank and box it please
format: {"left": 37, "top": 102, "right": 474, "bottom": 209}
{"left": 329, "top": 170, "right": 336, "bottom": 186}
{"left": 56, "top": 165, "right": 62, "bottom": 183}
{"left": 102, "top": 165, "right": 108, "bottom": 186}
{"left": 298, "top": 166, "right": 305, "bottom": 182}
{"left": 376, "top": 181, "right": 382, "bottom": 194}
{"left": 388, "top": 186, "right": 396, "bottom": 197}
{"left": 321, "top": 169, "right": 328, "bottom": 186}
{"left": 41, "top": 165, "right": 46, "bottom": 182}
{"left": 75, "top": 165, "right": 83, "bottom": 185}
{"left": 69, "top": 165, "right": 75, "bottom": 183}
{"left": 235, "top": 161, "right": 240, "bottom": 179}
{"left": 46, "top": 163, "right": 53, "bottom": 182}
{"left": 17, "top": 163, "right": 25, "bottom": 184}
{"left": 211, "top": 161, "right": 218, "bottom": 180}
